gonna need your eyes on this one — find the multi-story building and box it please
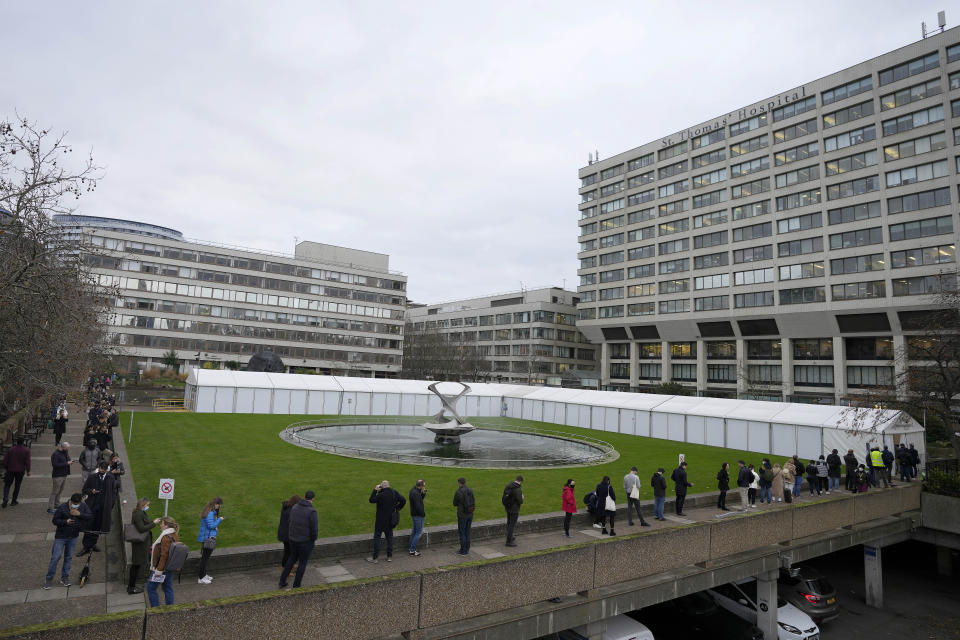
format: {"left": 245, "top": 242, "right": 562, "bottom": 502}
{"left": 576, "top": 29, "right": 960, "bottom": 402}
{"left": 406, "top": 287, "right": 597, "bottom": 385}
{"left": 55, "top": 215, "right": 407, "bottom": 377}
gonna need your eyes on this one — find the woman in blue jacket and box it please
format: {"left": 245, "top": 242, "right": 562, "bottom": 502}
{"left": 196, "top": 497, "right": 223, "bottom": 584}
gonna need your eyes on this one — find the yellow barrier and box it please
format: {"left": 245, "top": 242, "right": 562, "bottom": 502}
{"left": 152, "top": 398, "right": 187, "bottom": 412}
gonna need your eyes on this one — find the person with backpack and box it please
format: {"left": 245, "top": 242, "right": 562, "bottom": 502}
{"left": 561, "top": 479, "right": 577, "bottom": 538}
{"left": 759, "top": 459, "right": 773, "bottom": 504}
{"left": 502, "top": 475, "right": 524, "bottom": 547}
{"left": 805, "top": 459, "right": 820, "bottom": 496}
{"left": 147, "top": 516, "right": 183, "bottom": 607}
{"left": 367, "top": 480, "right": 405, "bottom": 563}
{"left": 280, "top": 491, "right": 318, "bottom": 588}
{"left": 716, "top": 462, "right": 730, "bottom": 511}
{"left": 881, "top": 446, "right": 895, "bottom": 487}
{"left": 196, "top": 497, "right": 224, "bottom": 584}
{"left": 790, "top": 455, "right": 804, "bottom": 498}
{"left": 453, "top": 477, "right": 475, "bottom": 555}
{"left": 816, "top": 455, "right": 829, "bottom": 494}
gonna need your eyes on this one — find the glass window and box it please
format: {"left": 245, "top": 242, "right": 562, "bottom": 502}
{"left": 822, "top": 76, "right": 872, "bottom": 105}
{"left": 877, "top": 52, "right": 940, "bottom": 86}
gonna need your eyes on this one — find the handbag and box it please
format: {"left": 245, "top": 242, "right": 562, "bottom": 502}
{"left": 629, "top": 485, "right": 640, "bottom": 500}
{"left": 124, "top": 523, "right": 149, "bottom": 543}
{"left": 605, "top": 495, "right": 616, "bottom": 512}
{"left": 390, "top": 510, "right": 400, "bottom": 528}
{"left": 202, "top": 537, "right": 217, "bottom": 551}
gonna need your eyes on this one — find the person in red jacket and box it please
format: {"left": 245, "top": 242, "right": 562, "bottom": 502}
{"left": 561, "top": 479, "right": 577, "bottom": 538}
{"left": 2, "top": 438, "right": 31, "bottom": 508}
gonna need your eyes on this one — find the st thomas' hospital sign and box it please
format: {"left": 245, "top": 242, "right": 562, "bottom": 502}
{"left": 660, "top": 85, "right": 810, "bottom": 147}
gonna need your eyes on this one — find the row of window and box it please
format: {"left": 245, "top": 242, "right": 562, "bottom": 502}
{"left": 608, "top": 361, "right": 894, "bottom": 388}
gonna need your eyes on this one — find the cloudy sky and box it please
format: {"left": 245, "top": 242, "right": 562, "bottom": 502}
{"left": 1, "top": 1, "right": 949, "bottom": 302}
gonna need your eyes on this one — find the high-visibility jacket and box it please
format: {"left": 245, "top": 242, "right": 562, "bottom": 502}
{"left": 870, "top": 449, "right": 884, "bottom": 468}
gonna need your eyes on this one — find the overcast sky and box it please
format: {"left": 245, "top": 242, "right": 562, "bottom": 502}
{"left": 1, "top": 1, "right": 950, "bottom": 303}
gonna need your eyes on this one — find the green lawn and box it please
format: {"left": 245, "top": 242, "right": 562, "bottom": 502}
{"left": 120, "top": 412, "right": 772, "bottom": 549}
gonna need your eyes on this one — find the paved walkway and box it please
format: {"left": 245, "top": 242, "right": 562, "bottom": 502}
{"left": 0, "top": 412, "right": 914, "bottom": 633}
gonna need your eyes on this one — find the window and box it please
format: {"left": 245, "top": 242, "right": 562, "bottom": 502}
{"left": 628, "top": 283, "right": 656, "bottom": 297}
{"left": 659, "top": 278, "right": 690, "bottom": 294}
{"left": 780, "top": 286, "right": 825, "bottom": 304}
{"left": 578, "top": 307, "right": 596, "bottom": 320}
{"left": 887, "top": 186, "right": 950, "bottom": 214}
{"left": 581, "top": 190, "right": 596, "bottom": 203}
{"left": 778, "top": 236, "right": 823, "bottom": 257}
{"left": 878, "top": 51, "right": 939, "bottom": 86}
{"left": 730, "top": 113, "right": 768, "bottom": 137}
{"left": 847, "top": 365, "right": 894, "bottom": 387}
{"left": 693, "top": 148, "right": 726, "bottom": 168}
{"left": 779, "top": 261, "right": 824, "bottom": 280}
{"left": 694, "top": 230, "right": 727, "bottom": 249}
{"left": 775, "top": 164, "right": 819, "bottom": 188}
{"left": 734, "top": 267, "right": 774, "bottom": 285}
{"left": 580, "top": 222, "right": 597, "bottom": 236}
{"left": 829, "top": 227, "right": 883, "bottom": 249}
{"left": 580, "top": 206, "right": 597, "bottom": 220}
{"left": 892, "top": 273, "right": 957, "bottom": 296}
{"left": 889, "top": 215, "right": 954, "bottom": 241}
{"left": 599, "top": 233, "right": 623, "bottom": 248}
{"left": 600, "top": 215, "right": 625, "bottom": 230}
{"left": 733, "top": 221, "right": 772, "bottom": 242}
{"left": 828, "top": 201, "right": 881, "bottom": 225}
{"left": 628, "top": 226, "right": 655, "bottom": 242}
{"left": 600, "top": 182, "right": 624, "bottom": 197}
{"left": 599, "top": 269, "right": 623, "bottom": 282}
{"left": 692, "top": 189, "right": 727, "bottom": 209}
{"left": 773, "top": 96, "right": 816, "bottom": 122}
{"left": 580, "top": 256, "right": 596, "bottom": 268}
{"left": 600, "top": 164, "right": 625, "bottom": 181}
{"left": 731, "top": 156, "right": 770, "bottom": 178}
{"left": 658, "top": 141, "right": 688, "bottom": 161}
{"left": 822, "top": 75, "right": 872, "bottom": 105}
{"left": 578, "top": 290, "right": 595, "bottom": 303}
{"left": 822, "top": 101, "right": 874, "bottom": 129}
{"left": 794, "top": 339, "right": 833, "bottom": 360}
{"left": 599, "top": 251, "right": 624, "bottom": 265}
{"left": 885, "top": 159, "right": 949, "bottom": 188}
{"left": 599, "top": 286, "right": 624, "bottom": 300}
{"left": 795, "top": 365, "right": 834, "bottom": 386}
{"left": 707, "top": 363, "right": 736, "bottom": 382}
{"left": 600, "top": 198, "right": 625, "bottom": 214}
{"left": 638, "top": 343, "right": 662, "bottom": 359}
{"left": 658, "top": 218, "right": 689, "bottom": 235}
{"left": 748, "top": 364, "right": 782, "bottom": 382}
{"left": 732, "top": 200, "right": 771, "bottom": 221}
{"left": 695, "top": 251, "right": 729, "bottom": 269}
{"left": 658, "top": 258, "right": 690, "bottom": 274}
{"left": 693, "top": 210, "right": 727, "bottom": 228}
{"left": 659, "top": 179, "right": 690, "bottom": 198}
{"left": 831, "top": 280, "right": 886, "bottom": 301}
{"left": 880, "top": 77, "right": 942, "bottom": 111}
{"left": 729, "top": 133, "right": 768, "bottom": 157}
{"left": 949, "top": 43, "right": 960, "bottom": 63}
{"left": 748, "top": 340, "right": 781, "bottom": 359}
{"left": 692, "top": 129, "right": 726, "bottom": 148}
{"left": 658, "top": 199, "right": 688, "bottom": 216}
{"left": 830, "top": 253, "right": 885, "bottom": 274}
{"left": 695, "top": 273, "right": 730, "bottom": 289}
{"left": 627, "top": 263, "right": 656, "bottom": 278}
{"left": 581, "top": 174, "right": 597, "bottom": 187}
{"left": 628, "top": 208, "right": 656, "bottom": 224}
{"left": 775, "top": 141, "right": 818, "bottom": 166}
{"left": 628, "top": 153, "right": 654, "bottom": 171}
{"left": 693, "top": 169, "right": 726, "bottom": 188}
{"left": 827, "top": 175, "right": 880, "bottom": 200}
{"left": 627, "top": 245, "right": 655, "bottom": 261}
{"left": 733, "top": 244, "right": 773, "bottom": 263}
{"left": 627, "top": 189, "right": 655, "bottom": 206}
{"left": 669, "top": 342, "right": 696, "bottom": 359}
{"left": 580, "top": 240, "right": 597, "bottom": 253}
{"left": 825, "top": 149, "right": 879, "bottom": 176}
{"left": 628, "top": 302, "right": 656, "bottom": 316}
{"left": 777, "top": 212, "right": 821, "bottom": 234}
{"left": 731, "top": 177, "right": 769, "bottom": 199}
{"left": 609, "top": 343, "right": 630, "bottom": 359}
{"left": 776, "top": 188, "right": 821, "bottom": 211}
{"left": 881, "top": 104, "right": 944, "bottom": 136}
{"left": 890, "top": 244, "right": 955, "bottom": 268}
{"left": 628, "top": 171, "right": 655, "bottom": 188}
{"left": 580, "top": 273, "right": 597, "bottom": 285}
{"left": 774, "top": 118, "right": 817, "bottom": 144}
{"left": 658, "top": 239, "right": 689, "bottom": 255}
{"left": 659, "top": 160, "right": 688, "bottom": 179}
{"left": 824, "top": 123, "right": 876, "bottom": 152}
{"left": 671, "top": 363, "right": 697, "bottom": 382}
{"left": 598, "top": 305, "right": 624, "bottom": 318}
{"left": 659, "top": 299, "right": 690, "bottom": 313}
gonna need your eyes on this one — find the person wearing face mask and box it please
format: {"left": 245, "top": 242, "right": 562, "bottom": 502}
{"left": 561, "top": 479, "right": 577, "bottom": 538}
{"left": 128, "top": 498, "right": 161, "bottom": 594}
{"left": 78, "top": 439, "right": 100, "bottom": 485}
{"left": 78, "top": 461, "right": 116, "bottom": 556}
{"left": 44, "top": 493, "right": 92, "bottom": 589}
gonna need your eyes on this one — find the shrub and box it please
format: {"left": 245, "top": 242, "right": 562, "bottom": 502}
{"left": 925, "top": 468, "right": 960, "bottom": 498}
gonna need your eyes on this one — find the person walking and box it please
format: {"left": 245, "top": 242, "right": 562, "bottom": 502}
{"left": 623, "top": 466, "right": 650, "bottom": 526}
{"left": 146, "top": 517, "right": 180, "bottom": 607}
{"left": 44, "top": 493, "right": 92, "bottom": 589}
{"left": 279, "top": 491, "right": 318, "bottom": 588}
{"left": 843, "top": 449, "right": 859, "bottom": 492}
{"left": 736, "top": 461, "right": 752, "bottom": 511}
{"left": 650, "top": 468, "right": 667, "bottom": 520}
{"left": 805, "top": 459, "right": 820, "bottom": 496}
{"left": 196, "top": 497, "right": 224, "bottom": 584}
{"left": 716, "top": 462, "right": 730, "bottom": 510}
{"left": 453, "top": 477, "right": 475, "bottom": 555}
{"left": 367, "top": 480, "right": 405, "bottom": 562}
{"left": 48, "top": 442, "right": 75, "bottom": 514}
{"left": 277, "top": 494, "right": 301, "bottom": 568}
{"left": 78, "top": 439, "right": 100, "bottom": 485}
{"left": 408, "top": 479, "right": 427, "bottom": 557}
{"left": 815, "top": 455, "right": 829, "bottom": 494}
{"left": 78, "top": 461, "right": 116, "bottom": 556}
{"left": 771, "top": 463, "right": 784, "bottom": 503}
{"left": 53, "top": 407, "right": 68, "bottom": 446}
{"left": 2, "top": 438, "right": 30, "bottom": 508}
{"left": 128, "top": 498, "right": 160, "bottom": 594}
{"left": 826, "top": 449, "right": 842, "bottom": 492}
{"left": 502, "top": 475, "right": 524, "bottom": 547}
{"left": 671, "top": 462, "right": 692, "bottom": 516}
{"left": 561, "top": 479, "right": 577, "bottom": 538}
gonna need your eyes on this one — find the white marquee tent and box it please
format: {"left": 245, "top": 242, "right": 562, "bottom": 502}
{"left": 184, "top": 369, "right": 926, "bottom": 461}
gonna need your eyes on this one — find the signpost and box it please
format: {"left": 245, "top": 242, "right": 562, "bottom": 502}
{"left": 678, "top": 453, "right": 685, "bottom": 466}
{"left": 158, "top": 478, "right": 175, "bottom": 516}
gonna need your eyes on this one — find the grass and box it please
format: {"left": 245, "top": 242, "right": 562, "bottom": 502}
{"left": 120, "top": 413, "right": 779, "bottom": 549}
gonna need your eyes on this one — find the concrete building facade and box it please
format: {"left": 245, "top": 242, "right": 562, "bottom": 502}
{"left": 406, "top": 287, "right": 597, "bottom": 386}
{"left": 56, "top": 215, "right": 407, "bottom": 376}
{"left": 577, "top": 29, "right": 960, "bottom": 402}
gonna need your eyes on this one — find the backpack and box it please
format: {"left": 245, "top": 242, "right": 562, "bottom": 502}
{"left": 806, "top": 463, "right": 817, "bottom": 477}
{"left": 163, "top": 541, "right": 190, "bottom": 571}
{"left": 762, "top": 469, "right": 774, "bottom": 483}
{"left": 584, "top": 491, "right": 597, "bottom": 514}
{"left": 501, "top": 484, "right": 513, "bottom": 508}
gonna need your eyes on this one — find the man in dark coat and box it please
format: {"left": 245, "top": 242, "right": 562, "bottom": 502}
{"left": 279, "top": 491, "right": 318, "bottom": 589}
{"left": 2, "top": 438, "right": 30, "bottom": 508}
{"left": 650, "top": 468, "right": 667, "bottom": 520}
{"left": 896, "top": 445, "right": 913, "bottom": 482}
{"left": 736, "top": 460, "right": 753, "bottom": 511}
{"left": 45, "top": 493, "right": 92, "bottom": 589}
{"left": 881, "top": 446, "right": 895, "bottom": 486}
{"left": 78, "top": 461, "right": 116, "bottom": 555}
{"left": 408, "top": 479, "right": 426, "bottom": 556}
{"left": 826, "top": 449, "right": 843, "bottom": 492}
{"left": 670, "top": 462, "right": 693, "bottom": 516}
{"left": 843, "top": 449, "right": 858, "bottom": 492}
{"left": 909, "top": 444, "right": 921, "bottom": 478}
{"left": 453, "top": 477, "right": 475, "bottom": 555}
{"left": 503, "top": 475, "right": 524, "bottom": 547}
{"left": 367, "top": 480, "right": 405, "bottom": 563}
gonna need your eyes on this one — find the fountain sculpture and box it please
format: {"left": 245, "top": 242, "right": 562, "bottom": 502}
{"left": 423, "top": 381, "right": 475, "bottom": 444}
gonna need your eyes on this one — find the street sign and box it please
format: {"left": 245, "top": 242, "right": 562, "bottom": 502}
{"left": 679, "top": 453, "right": 685, "bottom": 466}
{"left": 159, "top": 478, "right": 175, "bottom": 500}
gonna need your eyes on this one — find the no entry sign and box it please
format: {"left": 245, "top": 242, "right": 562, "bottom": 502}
{"left": 158, "top": 478, "right": 175, "bottom": 500}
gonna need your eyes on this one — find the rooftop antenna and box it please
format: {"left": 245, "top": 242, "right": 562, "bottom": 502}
{"left": 588, "top": 152, "right": 594, "bottom": 165}
{"left": 922, "top": 10, "right": 946, "bottom": 38}
{"left": 595, "top": 149, "right": 600, "bottom": 162}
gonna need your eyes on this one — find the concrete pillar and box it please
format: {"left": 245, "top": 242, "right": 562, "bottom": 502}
{"left": 661, "top": 340, "right": 671, "bottom": 384}
{"left": 936, "top": 545, "right": 954, "bottom": 577}
{"left": 756, "top": 569, "right": 779, "bottom": 640}
{"left": 629, "top": 341, "right": 640, "bottom": 391}
{"left": 833, "top": 336, "right": 847, "bottom": 403}
{"left": 892, "top": 334, "right": 908, "bottom": 400}
{"left": 600, "top": 342, "right": 611, "bottom": 389}
{"left": 696, "top": 338, "right": 707, "bottom": 396}
{"left": 864, "top": 544, "right": 883, "bottom": 608}
{"left": 736, "top": 338, "right": 747, "bottom": 396}
{"left": 781, "top": 337, "right": 794, "bottom": 401}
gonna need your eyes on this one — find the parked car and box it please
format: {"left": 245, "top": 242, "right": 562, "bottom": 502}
{"left": 627, "top": 590, "right": 763, "bottom": 640}
{"left": 708, "top": 579, "right": 820, "bottom": 640}
{"left": 536, "top": 614, "right": 654, "bottom": 640}
{"left": 778, "top": 566, "right": 840, "bottom": 623}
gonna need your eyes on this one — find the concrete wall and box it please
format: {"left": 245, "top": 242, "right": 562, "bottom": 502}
{"left": 921, "top": 492, "right": 960, "bottom": 534}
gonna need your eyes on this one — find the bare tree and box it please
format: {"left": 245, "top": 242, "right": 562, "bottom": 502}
{"left": 402, "top": 326, "right": 491, "bottom": 382}
{"left": 0, "top": 116, "right": 112, "bottom": 416}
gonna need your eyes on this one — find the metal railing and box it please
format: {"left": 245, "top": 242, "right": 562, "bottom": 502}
{"left": 279, "top": 417, "right": 619, "bottom": 469}
{"left": 152, "top": 398, "right": 186, "bottom": 411}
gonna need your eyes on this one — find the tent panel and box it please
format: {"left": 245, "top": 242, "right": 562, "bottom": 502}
{"left": 307, "top": 391, "right": 325, "bottom": 414}
{"left": 651, "top": 412, "right": 669, "bottom": 440}
{"left": 214, "top": 387, "right": 235, "bottom": 413}
{"left": 253, "top": 388, "right": 272, "bottom": 414}
{"left": 771, "top": 423, "right": 796, "bottom": 457}
{"left": 289, "top": 390, "right": 307, "bottom": 414}
{"left": 385, "top": 393, "right": 401, "bottom": 415}
{"left": 727, "top": 420, "right": 748, "bottom": 450}
{"left": 687, "top": 416, "right": 705, "bottom": 444}
{"left": 705, "top": 417, "right": 724, "bottom": 447}
{"left": 604, "top": 407, "right": 619, "bottom": 432}
{"left": 323, "top": 391, "right": 341, "bottom": 414}
{"left": 748, "top": 421, "right": 770, "bottom": 453}
{"left": 797, "top": 426, "right": 823, "bottom": 459}
{"left": 354, "top": 393, "right": 371, "bottom": 415}
{"left": 273, "top": 389, "right": 291, "bottom": 414}
{"left": 235, "top": 388, "right": 254, "bottom": 413}
{"left": 195, "top": 388, "right": 216, "bottom": 413}
{"left": 635, "top": 411, "right": 651, "bottom": 437}
{"left": 668, "top": 413, "right": 685, "bottom": 441}
{"left": 371, "top": 393, "right": 387, "bottom": 416}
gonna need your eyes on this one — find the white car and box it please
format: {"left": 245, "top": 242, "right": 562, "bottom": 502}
{"left": 708, "top": 580, "right": 820, "bottom": 640}
{"left": 559, "top": 614, "right": 655, "bottom": 640}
